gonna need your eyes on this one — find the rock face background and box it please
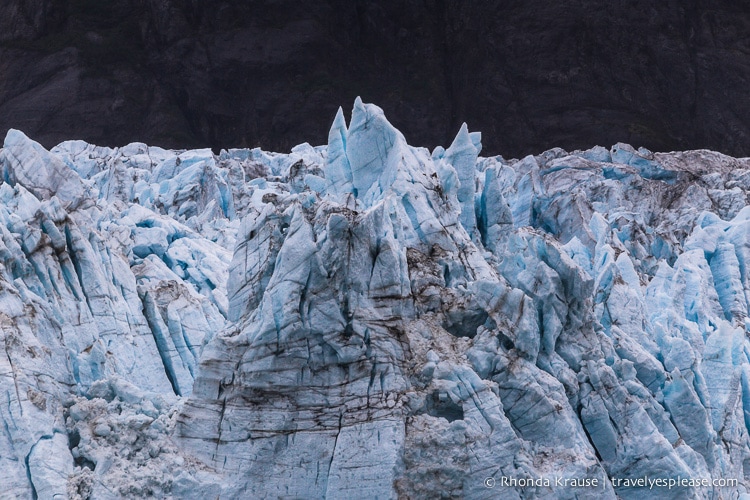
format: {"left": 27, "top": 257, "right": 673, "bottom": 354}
{"left": 2, "top": 99, "right": 750, "bottom": 498}
{"left": 2, "top": 0, "right": 750, "bottom": 158}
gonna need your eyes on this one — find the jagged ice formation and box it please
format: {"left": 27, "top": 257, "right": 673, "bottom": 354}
{"left": 1, "top": 99, "right": 750, "bottom": 499}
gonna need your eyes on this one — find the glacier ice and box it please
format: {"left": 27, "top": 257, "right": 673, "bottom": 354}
{"left": 1, "top": 100, "right": 750, "bottom": 498}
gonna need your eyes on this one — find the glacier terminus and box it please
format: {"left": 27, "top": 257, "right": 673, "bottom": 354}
{"left": 1, "top": 99, "right": 750, "bottom": 499}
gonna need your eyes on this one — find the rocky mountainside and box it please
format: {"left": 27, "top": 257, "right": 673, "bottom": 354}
{"left": 2, "top": 0, "right": 750, "bottom": 158}
{"left": 1, "top": 99, "right": 750, "bottom": 498}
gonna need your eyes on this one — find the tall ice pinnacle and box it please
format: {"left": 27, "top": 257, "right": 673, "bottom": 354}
{"left": 324, "top": 106, "right": 353, "bottom": 197}
{"left": 445, "top": 123, "right": 481, "bottom": 234}
{"left": 324, "top": 97, "right": 407, "bottom": 206}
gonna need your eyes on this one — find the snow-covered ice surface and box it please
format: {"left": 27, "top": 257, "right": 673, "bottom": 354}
{"left": 2, "top": 99, "right": 750, "bottom": 498}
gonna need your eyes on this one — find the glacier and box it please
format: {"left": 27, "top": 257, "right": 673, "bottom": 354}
{"left": 1, "top": 99, "right": 750, "bottom": 498}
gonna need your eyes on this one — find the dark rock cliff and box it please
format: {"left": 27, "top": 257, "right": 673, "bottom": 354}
{"left": 1, "top": 0, "right": 749, "bottom": 157}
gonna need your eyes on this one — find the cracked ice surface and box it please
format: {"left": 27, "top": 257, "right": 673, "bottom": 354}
{"left": 2, "top": 101, "right": 750, "bottom": 498}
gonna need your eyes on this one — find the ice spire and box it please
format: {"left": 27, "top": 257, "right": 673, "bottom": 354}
{"left": 445, "top": 123, "right": 480, "bottom": 234}
{"left": 346, "top": 97, "right": 403, "bottom": 204}
{"left": 324, "top": 106, "right": 353, "bottom": 197}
